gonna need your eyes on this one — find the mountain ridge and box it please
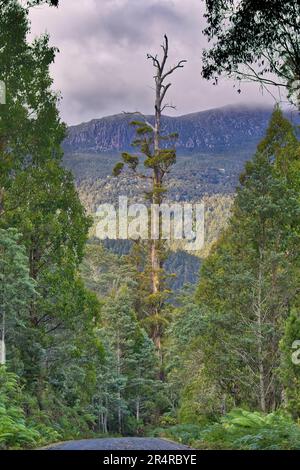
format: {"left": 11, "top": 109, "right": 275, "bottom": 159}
{"left": 63, "top": 104, "right": 299, "bottom": 202}
{"left": 64, "top": 104, "right": 296, "bottom": 155}
{"left": 63, "top": 104, "right": 298, "bottom": 288}
{"left": 67, "top": 103, "right": 282, "bottom": 128}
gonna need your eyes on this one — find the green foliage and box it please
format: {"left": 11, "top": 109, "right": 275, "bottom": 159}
{"left": 158, "top": 414, "right": 178, "bottom": 427}
{"left": 164, "top": 108, "right": 300, "bottom": 435}
{"left": 178, "top": 370, "right": 224, "bottom": 425}
{"left": 81, "top": 242, "right": 135, "bottom": 297}
{"left": 0, "top": 0, "right": 65, "bottom": 197}
{"left": 0, "top": 0, "right": 104, "bottom": 448}
{"left": 165, "top": 293, "right": 227, "bottom": 423}
{"left": 192, "top": 108, "right": 300, "bottom": 413}
{"left": 112, "top": 162, "right": 124, "bottom": 177}
{"left": 151, "top": 423, "right": 202, "bottom": 446}
{"left": 0, "top": 228, "right": 36, "bottom": 316}
{"left": 280, "top": 310, "right": 300, "bottom": 418}
{"left": 202, "top": 1, "right": 300, "bottom": 108}
{"left": 0, "top": 367, "right": 60, "bottom": 449}
{"left": 152, "top": 410, "right": 300, "bottom": 450}
{"left": 27, "top": 1, "right": 59, "bottom": 6}
{"left": 2, "top": 0, "right": 300, "bottom": 452}
{"left": 94, "top": 287, "right": 163, "bottom": 434}
{"left": 112, "top": 117, "right": 177, "bottom": 203}
{"left": 197, "top": 409, "right": 300, "bottom": 450}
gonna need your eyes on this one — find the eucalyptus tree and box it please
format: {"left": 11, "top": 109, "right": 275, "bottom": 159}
{"left": 98, "top": 287, "right": 160, "bottom": 434}
{"left": 202, "top": 0, "right": 300, "bottom": 108}
{"left": 192, "top": 108, "right": 300, "bottom": 415}
{"left": 113, "top": 36, "right": 186, "bottom": 354}
{"left": 0, "top": 0, "right": 65, "bottom": 216}
{"left": 0, "top": 229, "right": 35, "bottom": 365}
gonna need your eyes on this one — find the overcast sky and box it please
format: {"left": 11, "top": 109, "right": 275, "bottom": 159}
{"left": 29, "top": 0, "right": 284, "bottom": 125}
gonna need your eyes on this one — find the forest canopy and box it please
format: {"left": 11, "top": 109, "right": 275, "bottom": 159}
{"left": 0, "top": 0, "right": 300, "bottom": 451}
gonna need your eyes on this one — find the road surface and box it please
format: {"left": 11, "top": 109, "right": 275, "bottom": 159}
{"left": 46, "top": 437, "right": 190, "bottom": 450}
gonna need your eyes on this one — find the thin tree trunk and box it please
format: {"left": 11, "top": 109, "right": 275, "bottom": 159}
{"left": 104, "top": 396, "right": 108, "bottom": 434}
{"left": 0, "top": 308, "right": 5, "bottom": 365}
{"left": 0, "top": 188, "right": 4, "bottom": 217}
{"left": 118, "top": 390, "right": 122, "bottom": 434}
{"left": 220, "top": 394, "right": 227, "bottom": 415}
{"left": 116, "top": 330, "right": 122, "bottom": 434}
{"left": 149, "top": 42, "right": 165, "bottom": 355}
{"left": 0, "top": 136, "right": 6, "bottom": 217}
{"left": 144, "top": 37, "right": 185, "bottom": 359}
{"left": 136, "top": 396, "right": 140, "bottom": 422}
{"left": 257, "top": 248, "right": 266, "bottom": 413}
{"left": 99, "top": 410, "right": 102, "bottom": 433}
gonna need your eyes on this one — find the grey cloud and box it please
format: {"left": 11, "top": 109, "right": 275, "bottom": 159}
{"left": 99, "top": 1, "right": 185, "bottom": 46}
{"left": 30, "top": 0, "right": 279, "bottom": 125}
{"left": 39, "top": 0, "right": 187, "bottom": 47}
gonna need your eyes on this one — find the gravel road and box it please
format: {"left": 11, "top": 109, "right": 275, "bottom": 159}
{"left": 46, "top": 437, "right": 190, "bottom": 450}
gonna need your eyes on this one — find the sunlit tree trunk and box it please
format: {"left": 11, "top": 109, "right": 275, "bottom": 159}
{"left": 0, "top": 309, "right": 5, "bottom": 365}
{"left": 256, "top": 248, "right": 266, "bottom": 413}
{"left": 148, "top": 36, "right": 186, "bottom": 356}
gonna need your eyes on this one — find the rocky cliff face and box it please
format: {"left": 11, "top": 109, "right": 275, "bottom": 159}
{"left": 63, "top": 105, "right": 296, "bottom": 154}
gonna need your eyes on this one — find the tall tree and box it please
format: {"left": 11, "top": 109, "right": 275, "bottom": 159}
{"left": 280, "top": 309, "right": 300, "bottom": 418}
{"left": 0, "top": 1, "right": 103, "bottom": 430}
{"left": 0, "top": 228, "right": 35, "bottom": 365}
{"left": 97, "top": 287, "right": 160, "bottom": 434}
{"left": 188, "top": 108, "right": 300, "bottom": 417}
{"left": 202, "top": 1, "right": 300, "bottom": 108}
{"left": 0, "top": 0, "right": 65, "bottom": 216}
{"left": 113, "top": 35, "right": 186, "bottom": 355}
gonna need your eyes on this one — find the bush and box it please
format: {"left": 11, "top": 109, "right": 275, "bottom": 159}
{"left": 159, "top": 414, "right": 178, "bottom": 427}
{"left": 0, "top": 367, "right": 59, "bottom": 449}
{"left": 196, "top": 409, "right": 300, "bottom": 450}
{"left": 151, "top": 409, "right": 300, "bottom": 450}
{"left": 151, "top": 424, "right": 202, "bottom": 446}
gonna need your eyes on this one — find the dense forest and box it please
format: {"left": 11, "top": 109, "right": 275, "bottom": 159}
{"left": 1, "top": 0, "right": 300, "bottom": 451}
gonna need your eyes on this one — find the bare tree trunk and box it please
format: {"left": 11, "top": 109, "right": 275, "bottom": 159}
{"left": 220, "top": 394, "right": 227, "bottom": 415}
{"left": 0, "top": 136, "right": 6, "bottom": 218}
{"left": 0, "top": 141, "right": 7, "bottom": 362}
{"left": 99, "top": 410, "right": 102, "bottom": 433}
{"left": 257, "top": 248, "right": 266, "bottom": 413}
{"left": 117, "top": 390, "right": 122, "bottom": 434}
{"left": 148, "top": 36, "right": 186, "bottom": 356}
{"left": 136, "top": 396, "right": 140, "bottom": 422}
{"left": 104, "top": 396, "right": 108, "bottom": 434}
{"left": 0, "top": 187, "right": 4, "bottom": 217}
{"left": 0, "top": 308, "right": 5, "bottom": 365}
{"left": 0, "top": 270, "right": 5, "bottom": 365}
{"left": 116, "top": 330, "right": 122, "bottom": 434}
{"left": 151, "top": 58, "right": 163, "bottom": 350}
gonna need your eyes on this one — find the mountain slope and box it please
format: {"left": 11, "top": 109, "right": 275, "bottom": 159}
{"left": 63, "top": 104, "right": 298, "bottom": 155}
{"left": 63, "top": 105, "right": 299, "bottom": 206}
{"left": 64, "top": 104, "right": 298, "bottom": 290}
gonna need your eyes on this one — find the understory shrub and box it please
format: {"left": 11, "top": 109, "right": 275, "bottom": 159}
{"left": 151, "top": 409, "right": 300, "bottom": 450}
{"left": 150, "top": 424, "right": 202, "bottom": 446}
{"left": 0, "top": 367, "right": 60, "bottom": 449}
{"left": 197, "top": 409, "right": 300, "bottom": 450}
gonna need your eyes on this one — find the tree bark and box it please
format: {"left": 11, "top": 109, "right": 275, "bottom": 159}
{"left": 257, "top": 248, "right": 266, "bottom": 413}
{"left": 136, "top": 396, "right": 140, "bottom": 422}
{"left": 0, "top": 310, "right": 5, "bottom": 365}
{"left": 116, "top": 330, "right": 122, "bottom": 434}
{"left": 148, "top": 36, "right": 186, "bottom": 356}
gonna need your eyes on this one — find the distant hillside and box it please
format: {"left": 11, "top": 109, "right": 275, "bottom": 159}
{"left": 65, "top": 104, "right": 299, "bottom": 290}
{"left": 63, "top": 105, "right": 299, "bottom": 203}
{"left": 63, "top": 104, "right": 288, "bottom": 155}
